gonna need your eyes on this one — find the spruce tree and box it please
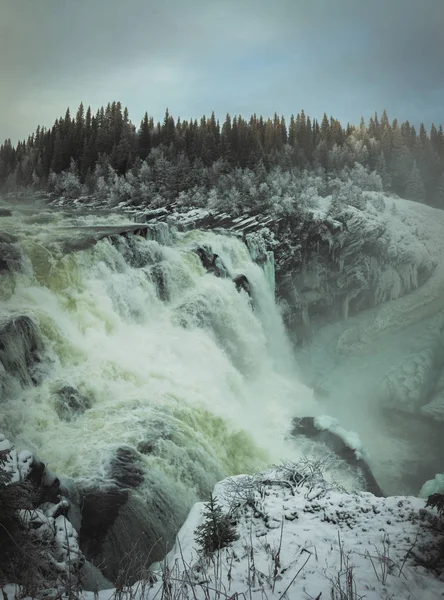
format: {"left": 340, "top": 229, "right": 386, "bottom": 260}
{"left": 139, "top": 112, "right": 151, "bottom": 159}
{"left": 194, "top": 493, "right": 238, "bottom": 554}
{"left": 405, "top": 160, "right": 426, "bottom": 202}
{"left": 376, "top": 151, "right": 391, "bottom": 190}
{"left": 432, "top": 172, "right": 444, "bottom": 208}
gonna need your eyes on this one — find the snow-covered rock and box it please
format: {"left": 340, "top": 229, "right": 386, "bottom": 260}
{"left": 74, "top": 466, "right": 444, "bottom": 600}
{"left": 274, "top": 194, "right": 443, "bottom": 343}
{"left": 160, "top": 468, "right": 444, "bottom": 599}
{"left": 420, "top": 473, "right": 444, "bottom": 498}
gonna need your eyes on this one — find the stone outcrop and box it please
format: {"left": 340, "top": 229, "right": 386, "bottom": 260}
{"left": 0, "top": 315, "right": 44, "bottom": 396}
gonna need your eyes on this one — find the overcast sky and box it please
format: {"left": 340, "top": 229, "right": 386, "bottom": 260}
{"left": 1, "top": 0, "right": 443, "bottom": 144}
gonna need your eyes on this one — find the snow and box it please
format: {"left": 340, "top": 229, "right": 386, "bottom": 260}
{"left": 420, "top": 473, "right": 444, "bottom": 499}
{"left": 159, "top": 470, "right": 444, "bottom": 600}
{"left": 313, "top": 415, "right": 369, "bottom": 461}
{"left": 53, "top": 466, "right": 444, "bottom": 600}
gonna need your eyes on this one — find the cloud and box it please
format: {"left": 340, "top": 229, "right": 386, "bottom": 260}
{"left": 1, "top": 0, "right": 443, "bottom": 143}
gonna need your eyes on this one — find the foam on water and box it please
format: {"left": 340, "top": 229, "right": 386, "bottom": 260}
{"left": 0, "top": 206, "right": 318, "bottom": 505}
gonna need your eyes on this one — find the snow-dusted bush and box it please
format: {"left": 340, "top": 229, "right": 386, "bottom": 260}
{"left": 0, "top": 439, "right": 83, "bottom": 597}
{"left": 347, "top": 162, "right": 383, "bottom": 192}
{"left": 366, "top": 191, "right": 386, "bottom": 212}
{"left": 330, "top": 180, "right": 366, "bottom": 214}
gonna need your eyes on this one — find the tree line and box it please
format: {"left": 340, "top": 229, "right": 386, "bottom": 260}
{"left": 1, "top": 101, "right": 444, "bottom": 207}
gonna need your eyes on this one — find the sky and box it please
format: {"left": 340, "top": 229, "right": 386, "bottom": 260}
{"left": 1, "top": 0, "right": 443, "bottom": 144}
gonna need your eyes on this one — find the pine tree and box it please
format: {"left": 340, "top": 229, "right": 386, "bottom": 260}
{"left": 194, "top": 494, "right": 238, "bottom": 554}
{"left": 51, "top": 129, "right": 64, "bottom": 173}
{"left": 405, "top": 160, "right": 426, "bottom": 202}
{"left": 432, "top": 172, "right": 444, "bottom": 208}
{"left": 376, "top": 151, "right": 391, "bottom": 190}
{"left": 139, "top": 112, "right": 151, "bottom": 159}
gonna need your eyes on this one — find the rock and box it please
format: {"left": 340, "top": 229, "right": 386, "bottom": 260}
{"left": 77, "top": 483, "right": 129, "bottom": 564}
{"left": 233, "top": 274, "right": 251, "bottom": 297}
{"left": 108, "top": 446, "right": 144, "bottom": 489}
{"left": 79, "top": 560, "right": 114, "bottom": 591}
{"left": 194, "top": 245, "right": 229, "bottom": 278}
{"left": 0, "top": 208, "right": 12, "bottom": 217}
{"left": 0, "top": 315, "right": 44, "bottom": 392}
{"left": 149, "top": 262, "right": 170, "bottom": 302}
{"left": 24, "top": 455, "right": 62, "bottom": 506}
{"left": 73, "top": 444, "right": 190, "bottom": 585}
{"left": 0, "top": 235, "right": 23, "bottom": 273}
{"left": 54, "top": 385, "right": 91, "bottom": 421}
{"left": 195, "top": 245, "right": 215, "bottom": 270}
{"left": 77, "top": 478, "right": 178, "bottom": 584}
{"left": 292, "top": 416, "right": 385, "bottom": 497}
{"left": 212, "top": 254, "right": 228, "bottom": 278}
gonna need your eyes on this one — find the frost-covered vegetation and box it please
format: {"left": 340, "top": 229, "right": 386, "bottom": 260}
{"left": 2, "top": 103, "right": 444, "bottom": 211}
{"left": 47, "top": 155, "right": 385, "bottom": 219}
{"left": 0, "top": 436, "right": 82, "bottom": 597}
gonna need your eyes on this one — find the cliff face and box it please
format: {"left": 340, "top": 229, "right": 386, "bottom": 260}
{"left": 272, "top": 195, "right": 437, "bottom": 343}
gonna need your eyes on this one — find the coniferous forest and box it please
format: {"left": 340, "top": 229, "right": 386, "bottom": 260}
{"left": 1, "top": 101, "right": 444, "bottom": 211}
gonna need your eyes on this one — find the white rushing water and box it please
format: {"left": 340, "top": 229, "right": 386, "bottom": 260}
{"left": 0, "top": 202, "right": 318, "bottom": 509}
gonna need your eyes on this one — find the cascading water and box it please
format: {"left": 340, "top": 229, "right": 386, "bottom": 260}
{"left": 0, "top": 201, "right": 318, "bottom": 581}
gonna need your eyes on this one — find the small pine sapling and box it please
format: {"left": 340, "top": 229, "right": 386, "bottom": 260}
{"left": 195, "top": 493, "right": 238, "bottom": 554}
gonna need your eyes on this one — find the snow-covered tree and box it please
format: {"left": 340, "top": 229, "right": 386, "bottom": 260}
{"left": 405, "top": 160, "right": 426, "bottom": 202}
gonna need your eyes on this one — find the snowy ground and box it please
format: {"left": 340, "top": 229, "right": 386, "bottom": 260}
{"left": 154, "top": 469, "right": 444, "bottom": 600}
{"left": 4, "top": 465, "right": 442, "bottom": 600}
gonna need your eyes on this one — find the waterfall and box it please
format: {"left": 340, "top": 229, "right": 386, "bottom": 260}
{"left": 0, "top": 205, "right": 317, "bottom": 578}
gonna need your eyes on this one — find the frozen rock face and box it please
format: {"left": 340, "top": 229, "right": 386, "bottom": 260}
{"left": 379, "top": 318, "right": 444, "bottom": 416}
{"left": 273, "top": 197, "right": 437, "bottom": 343}
{"left": 269, "top": 196, "right": 444, "bottom": 494}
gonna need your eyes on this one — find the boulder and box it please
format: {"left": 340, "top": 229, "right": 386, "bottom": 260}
{"left": 194, "top": 245, "right": 229, "bottom": 278}
{"left": 0, "top": 233, "right": 23, "bottom": 274}
{"left": 233, "top": 274, "right": 251, "bottom": 297}
{"left": 149, "top": 262, "right": 170, "bottom": 302}
{"left": 54, "top": 385, "right": 91, "bottom": 422}
{"left": 108, "top": 446, "right": 145, "bottom": 489}
{"left": 291, "top": 416, "right": 385, "bottom": 497}
{"left": 0, "top": 315, "right": 44, "bottom": 392}
{"left": 76, "top": 476, "right": 179, "bottom": 583}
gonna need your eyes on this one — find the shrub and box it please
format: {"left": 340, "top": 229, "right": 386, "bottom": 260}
{"left": 0, "top": 449, "right": 36, "bottom": 588}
